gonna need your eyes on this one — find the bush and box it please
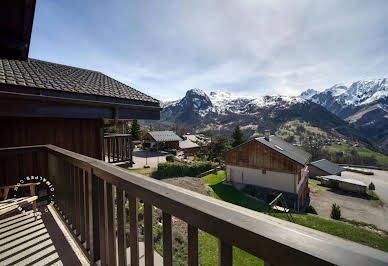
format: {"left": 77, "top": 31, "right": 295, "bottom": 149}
{"left": 104, "top": 126, "right": 118, "bottom": 134}
{"left": 157, "top": 161, "right": 214, "bottom": 178}
{"left": 166, "top": 154, "right": 175, "bottom": 162}
{"left": 306, "top": 205, "right": 318, "bottom": 215}
{"left": 330, "top": 203, "right": 341, "bottom": 220}
{"left": 167, "top": 149, "right": 177, "bottom": 156}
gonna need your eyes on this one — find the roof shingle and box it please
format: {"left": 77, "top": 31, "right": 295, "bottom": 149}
{"left": 310, "top": 159, "right": 344, "bottom": 175}
{"left": 0, "top": 58, "right": 159, "bottom": 105}
{"left": 255, "top": 136, "right": 311, "bottom": 166}
{"left": 147, "top": 131, "right": 182, "bottom": 142}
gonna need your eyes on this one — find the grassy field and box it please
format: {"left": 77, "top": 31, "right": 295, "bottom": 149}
{"left": 276, "top": 120, "right": 327, "bottom": 144}
{"left": 308, "top": 178, "right": 331, "bottom": 191}
{"left": 270, "top": 213, "right": 388, "bottom": 252}
{"left": 325, "top": 143, "right": 388, "bottom": 167}
{"left": 199, "top": 233, "right": 263, "bottom": 265}
{"left": 201, "top": 171, "right": 388, "bottom": 253}
{"left": 201, "top": 171, "right": 269, "bottom": 211}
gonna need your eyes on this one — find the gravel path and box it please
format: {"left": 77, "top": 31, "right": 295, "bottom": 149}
{"left": 162, "top": 176, "right": 209, "bottom": 196}
{"left": 310, "top": 186, "right": 388, "bottom": 230}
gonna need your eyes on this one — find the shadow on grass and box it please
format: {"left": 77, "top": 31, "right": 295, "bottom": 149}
{"left": 210, "top": 183, "right": 269, "bottom": 212}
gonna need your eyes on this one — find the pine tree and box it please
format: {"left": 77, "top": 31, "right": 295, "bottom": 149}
{"left": 130, "top": 120, "right": 142, "bottom": 140}
{"left": 231, "top": 125, "right": 245, "bottom": 147}
{"left": 208, "top": 135, "right": 232, "bottom": 162}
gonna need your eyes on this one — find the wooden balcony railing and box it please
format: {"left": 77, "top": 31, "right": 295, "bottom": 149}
{"left": 1, "top": 145, "right": 388, "bottom": 266}
{"left": 103, "top": 134, "right": 133, "bottom": 164}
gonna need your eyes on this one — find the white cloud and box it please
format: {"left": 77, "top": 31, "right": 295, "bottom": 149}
{"left": 30, "top": 0, "right": 388, "bottom": 100}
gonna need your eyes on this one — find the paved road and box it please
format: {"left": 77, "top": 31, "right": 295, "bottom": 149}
{"left": 310, "top": 169, "right": 388, "bottom": 230}
{"left": 342, "top": 169, "right": 388, "bottom": 203}
{"left": 132, "top": 150, "right": 167, "bottom": 168}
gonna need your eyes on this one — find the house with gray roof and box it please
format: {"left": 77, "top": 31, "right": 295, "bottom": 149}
{"left": 143, "top": 131, "right": 182, "bottom": 151}
{"left": 225, "top": 130, "right": 311, "bottom": 210}
{"left": 179, "top": 139, "right": 200, "bottom": 154}
{"left": 309, "top": 159, "right": 344, "bottom": 177}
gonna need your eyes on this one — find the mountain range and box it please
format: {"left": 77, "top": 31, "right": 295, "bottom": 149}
{"left": 300, "top": 78, "right": 388, "bottom": 154}
{"left": 159, "top": 78, "right": 388, "bottom": 154}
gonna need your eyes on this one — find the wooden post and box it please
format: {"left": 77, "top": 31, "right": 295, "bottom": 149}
{"left": 218, "top": 239, "right": 232, "bottom": 266}
{"left": 188, "top": 224, "right": 198, "bottom": 266}
{"left": 144, "top": 203, "right": 154, "bottom": 266}
{"left": 162, "top": 212, "right": 172, "bottom": 266}
{"left": 116, "top": 188, "right": 127, "bottom": 266}
{"left": 129, "top": 196, "right": 139, "bottom": 266}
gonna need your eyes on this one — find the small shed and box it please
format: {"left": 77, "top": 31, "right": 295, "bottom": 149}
{"left": 320, "top": 175, "right": 367, "bottom": 194}
{"left": 143, "top": 131, "right": 182, "bottom": 151}
{"left": 309, "top": 159, "right": 344, "bottom": 177}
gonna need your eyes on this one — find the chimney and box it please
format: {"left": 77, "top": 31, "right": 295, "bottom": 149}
{"left": 264, "top": 130, "right": 270, "bottom": 141}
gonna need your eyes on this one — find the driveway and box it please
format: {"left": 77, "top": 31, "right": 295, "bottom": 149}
{"left": 310, "top": 169, "right": 388, "bottom": 230}
{"left": 131, "top": 150, "right": 167, "bottom": 168}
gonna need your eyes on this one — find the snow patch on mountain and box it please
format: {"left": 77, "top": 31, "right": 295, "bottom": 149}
{"left": 163, "top": 88, "right": 306, "bottom": 117}
{"left": 299, "top": 89, "right": 318, "bottom": 100}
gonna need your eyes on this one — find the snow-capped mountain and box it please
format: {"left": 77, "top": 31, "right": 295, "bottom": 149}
{"left": 160, "top": 88, "right": 367, "bottom": 145}
{"left": 300, "top": 78, "right": 388, "bottom": 154}
{"left": 305, "top": 78, "right": 388, "bottom": 107}
{"left": 299, "top": 89, "right": 318, "bottom": 100}
{"left": 163, "top": 89, "right": 304, "bottom": 117}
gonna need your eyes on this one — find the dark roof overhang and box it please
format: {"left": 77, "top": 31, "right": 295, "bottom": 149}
{"left": 0, "top": 90, "right": 161, "bottom": 120}
{"left": 0, "top": 0, "right": 36, "bottom": 60}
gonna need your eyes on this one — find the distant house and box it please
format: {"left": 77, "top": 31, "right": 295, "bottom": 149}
{"left": 179, "top": 139, "right": 200, "bottom": 154}
{"left": 183, "top": 133, "right": 210, "bottom": 145}
{"left": 143, "top": 131, "right": 182, "bottom": 151}
{"left": 309, "top": 159, "right": 344, "bottom": 177}
{"left": 225, "top": 131, "right": 311, "bottom": 210}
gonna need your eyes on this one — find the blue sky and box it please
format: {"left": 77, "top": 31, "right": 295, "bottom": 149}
{"left": 30, "top": 0, "right": 388, "bottom": 100}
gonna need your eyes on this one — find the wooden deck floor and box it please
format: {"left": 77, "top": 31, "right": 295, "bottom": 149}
{"left": 0, "top": 207, "right": 87, "bottom": 266}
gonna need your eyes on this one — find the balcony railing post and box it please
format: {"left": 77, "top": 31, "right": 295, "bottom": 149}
{"left": 144, "top": 202, "right": 154, "bottom": 266}
{"left": 98, "top": 178, "right": 107, "bottom": 265}
{"left": 218, "top": 239, "right": 232, "bottom": 266}
{"left": 162, "top": 212, "right": 172, "bottom": 266}
{"left": 92, "top": 170, "right": 101, "bottom": 263}
{"left": 116, "top": 188, "right": 127, "bottom": 266}
{"left": 106, "top": 183, "right": 117, "bottom": 266}
{"left": 188, "top": 224, "right": 198, "bottom": 266}
{"left": 129, "top": 195, "right": 139, "bottom": 266}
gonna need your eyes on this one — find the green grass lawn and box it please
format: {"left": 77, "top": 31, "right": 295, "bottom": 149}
{"left": 270, "top": 213, "right": 388, "bottom": 252}
{"left": 201, "top": 171, "right": 269, "bottom": 211}
{"left": 201, "top": 170, "right": 226, "bottom": 185}
{"left": 199, "top": 233, "right": 263, "bottom": 265}
{"left": 325, "top": 143, "right": 388, "bottom": 167}
{"left": 201, "top": 171, "right": 388, "bottom": 253}
{"left": 308, "top": 178, "right": 331, "bottom": 191}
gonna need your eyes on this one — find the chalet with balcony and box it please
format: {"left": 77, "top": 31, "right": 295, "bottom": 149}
{"left": 225, "top": 131, "right": 311, "bottom": 210}
{"left": 1, "top": 1, "right": 388, "bottom": 266}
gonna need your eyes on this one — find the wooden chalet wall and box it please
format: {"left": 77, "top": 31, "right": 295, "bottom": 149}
{"left": 225, "top": 140, "right": 300, "bottom": 175}
{"left": 0, "top": 117, "right": 103, "bottom": 185}
{"left": 142, "top": 133, "right": 155, "bottom": 143}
